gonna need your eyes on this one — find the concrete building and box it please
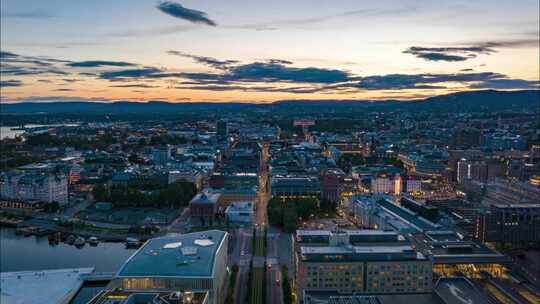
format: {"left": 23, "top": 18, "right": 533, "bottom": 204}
{"left": 102, "top": 230, "right": 228, "bottom": 304}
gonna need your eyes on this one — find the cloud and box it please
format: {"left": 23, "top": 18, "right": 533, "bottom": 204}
{"left": 404, "top": 39, "right": 539, "bottom": 62}
{"left": 403, "top": 46, "right": 494, "bottom": 62}
{"left": 179, "top": 61, "right": 351, "bottom": 84}
{"left": 67, "top": 60, "right": 136, "bottom": 68}
{"left": 99, "top": 67, "right": 163, "bottom": 80}
{"left": 0, "top": 51, "right": 71, "bottom": 76}
{"left": 108, "top": 25, "right": 194, "bottom": 37}
{"left": 350, "top": 72, "right": 539, "bottom": 90}
{"left": 156, "top": 1, "right": 216, "bottom": 26}
{"left": 229, "top": 7, "right": 416, "bottom": 30}
{"left": 109, "top": 83, "right": 161, "bottom": 88}
{"left": 1, "top": 10, "right": 55, "bottom": 19}
{"left": 167, "top": 51, "right": 238, "bottom": 69}
{"left": 54, "top": 88, "right": 74, "bottom": 92}
{"left": 0, "top": 80, "right": 23, "bottom": 87}
{"left": 469, "top": 78, "right": 540, "bottom": 89}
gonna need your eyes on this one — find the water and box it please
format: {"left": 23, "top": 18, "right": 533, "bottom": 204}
{"left": 0, "top": 124, "right": 79, "bottom": 139}
{"left": 0, "top": 229, "right": 136, "bottom": 273}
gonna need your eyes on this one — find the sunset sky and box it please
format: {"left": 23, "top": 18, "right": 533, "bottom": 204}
{"left": 1, "top": 0, "right": 539, "bottom": 103}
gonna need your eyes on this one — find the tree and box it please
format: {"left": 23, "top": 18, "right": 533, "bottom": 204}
{"left": 283, "top": 206, "right": 298, "bottom": 233}
{"left": 281, "top": 265, "right": 293, "bottom": 304}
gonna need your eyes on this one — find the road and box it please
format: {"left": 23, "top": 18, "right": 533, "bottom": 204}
{"left": 231, "top": 227, "right": 252, "bottom": 304}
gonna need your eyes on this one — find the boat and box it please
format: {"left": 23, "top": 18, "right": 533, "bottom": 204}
{"left": 74, "top": 236, "right": 86, "bottom": 247}
{"left": 65, "top": 235, "right": 76, "bottom": 245}
{"left": 125, "top": 237, "right": 141, "bottom": 248}
{"left": 88, "top": 236, "right": 99, "bottom": 246}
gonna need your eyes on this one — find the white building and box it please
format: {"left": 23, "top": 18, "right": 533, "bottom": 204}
{"left": 1, "top": 172, "right": 68, "bottom": 206}
{"left": 225, "top": 201, "right": 254, "bottom": 223}
{"left": 371, "top": 173, "right": 402, "bottom": 194}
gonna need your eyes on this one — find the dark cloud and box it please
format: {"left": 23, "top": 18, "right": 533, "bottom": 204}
{"left": 179, "top": 61, "right": 351, "bottom": 84}
{"left": 1, "top": 51, "right": 71, "bottom": 76}
{"left": 350, "top": 72, "right": 539, "bottom": 90}
{"left": 67, "top": 60, "right": 136, "bottom": 68}
{"left": 167, "top": 51, "right": 238, "bottom": 69}
{"left": 0, "top": 51, "right": 19, "bottom": 59}
{"left": 469, "top": 78, "right": 540, "bottom": 89}
{"left": 404, "top": 39, "right": 539, "bottom": 62}
{"left": 109, "top": 84, "right": 161, "bottom": 88}
{"left": 54, "top": 88, "right": 75, "bottom": 92}
{"left": 99, "top": 67, "right": 163, "bottom": 80}
{"left": 0, "top": 80, "right": 23, "bottom": 87}
{"left": 403, "top": 46, "right": 494, "bottom": 62}
{"left": 156, "top": 1, "right": 216, "bottom": 26}
{"left": 1, "top": 10, "right": 55, "bottom": 19}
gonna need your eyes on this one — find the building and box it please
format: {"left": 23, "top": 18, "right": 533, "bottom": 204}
{"left": 0, "top": 172, "right": 68, "bottom": 206}
{"left": 169, "top": 168, "right": 203, "bottom": 190}
{"left": 216, "top": 121, "right": 228, "bottom": 142}
{"left": 93, "top": 230, "right": 227, "bottom": 304}
{"left": 321, "top": 168, "right": 346, "bottom": 203}
{"left": 370, "top": 173, "right": 402, "bottom": 194}
{"left": 153, "top": 145, "right": 171, "bottom": 166}
{"left": 484, "top": 203, "right": 540, "bottom": 244}
{"left": 225, "top": 201, "right": 254, "bottom": 224}
{"left": 303, "top": 277, "right": 493, "bottom": 304}
{"left": 189, "top": 191, "right": 221, "bottom": 225}
{"left": 270, "top": 176, "right": 321, "bottom": 199}
{"left": 296, "top": 230, "right": 432, "bottom": 301}
{"left": 405, "top": 176, "right": 422, "bottom": 193}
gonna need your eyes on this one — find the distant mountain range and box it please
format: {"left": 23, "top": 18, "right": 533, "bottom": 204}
{"left": 1, "top": 90, "right": 538, "bottom": 114}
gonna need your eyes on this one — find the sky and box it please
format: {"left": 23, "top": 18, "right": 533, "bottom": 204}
{"left": 1, "top": 0, "right": 539, "bottom": 103}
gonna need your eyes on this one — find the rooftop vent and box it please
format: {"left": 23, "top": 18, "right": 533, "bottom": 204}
{"left": 181, "top": 246, "right": 198, "bottom": 256}
{"left": 194, "top": 239, "right": 214, "bottom": 247}
{"left": 163, "top": 242, "right": 182, "bottom": 249}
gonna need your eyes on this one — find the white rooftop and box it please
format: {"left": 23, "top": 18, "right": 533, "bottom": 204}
{"left": 0, "top": 267, "right": 94, "bottom": 304}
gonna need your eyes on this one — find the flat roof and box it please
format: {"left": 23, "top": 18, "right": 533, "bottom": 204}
{"left": 300, "top": 245, "right": 425, "bottom": 262}
{"left": 117, "top": 230, "right": 226, "bottom": 278}
{"left": 0, "top": 267, "right": 94, "bottom": 304}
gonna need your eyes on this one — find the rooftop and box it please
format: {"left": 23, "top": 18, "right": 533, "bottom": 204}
{"left": 117, "top": 230, "right": 227, "bottom": 278}
{"left": 0, "top": 267, "right": 94, "bottom": 304}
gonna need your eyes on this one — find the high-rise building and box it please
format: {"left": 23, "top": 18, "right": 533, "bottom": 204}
{"left": 216, "top": 121, "right": 228, "bottom": 142}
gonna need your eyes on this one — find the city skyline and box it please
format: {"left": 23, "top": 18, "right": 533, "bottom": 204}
{"left": 1, "top": 0, "right": 539, "bottom": 103}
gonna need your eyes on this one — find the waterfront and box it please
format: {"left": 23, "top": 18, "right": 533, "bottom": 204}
{"left": 0, "top": 124, "right": 79, "bottom": 139}
{"left": 0, "top": 228, "right": 136, "bottom": 273}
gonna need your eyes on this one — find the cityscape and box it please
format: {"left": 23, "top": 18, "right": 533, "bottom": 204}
{"left": 1, "top": 1, "right": 540, "bottom": 304}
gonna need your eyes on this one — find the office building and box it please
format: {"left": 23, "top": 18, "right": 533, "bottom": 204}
{"left": 296, "top": 230, "right": 432, "bottom": 300}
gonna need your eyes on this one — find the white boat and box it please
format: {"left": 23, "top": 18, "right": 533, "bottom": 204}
{"left": 88, "top": 236, "right": 99, "bottom": 246}
{"left": 125, "top": 237, "right": 141, "bottom": 248}
{"left": 74, "top": 236, "right": 85, "bottom": 247}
